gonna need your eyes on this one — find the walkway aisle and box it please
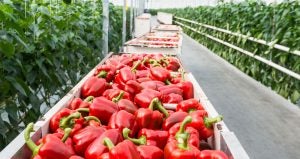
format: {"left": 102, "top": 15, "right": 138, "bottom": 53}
{"left": 180, "top": 34, "right": 300, "bottom": 159}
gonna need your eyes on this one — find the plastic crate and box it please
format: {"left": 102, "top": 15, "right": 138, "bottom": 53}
{"left": 0, "top": 53, "right": 249, "bottom": 159}
{"left": 157, "top": 12, "right": 173, "bottom": 25}
{"left": 134, "top": 13, "right": 151, "bottom": 38}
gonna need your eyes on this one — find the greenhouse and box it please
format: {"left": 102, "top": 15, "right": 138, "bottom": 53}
{"left": 0, "top": 0, "right": 299, "bottom": 158}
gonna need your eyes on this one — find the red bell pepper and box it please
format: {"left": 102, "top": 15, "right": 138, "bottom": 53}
{"left": 98, "top": 153, "right": 110, "bottom": 159}
{"left": 124, "top": 80, "right": 142, "bottom": 95}
{"left": 164, "top": 57, "right": 181, "bottom": 71}
{"left": 137, "top": 77, "right": 152, "bottom": 83}
{"left": 149, "top": 67, "right": 171, "bottom": 84}
{"left": 81, "top": 76, "right": 107, "bottom": 98}
{"left": 162, "top": 93, "right": 183, "bottom": 103}
{"left": 94, "top": 64, "right": 117, "bottom": 82}
{"left": 123, "top": 128, "right": 169, "bottom": 150}
{"left": 103, "top": 89, "right": 131, "bottom": 101}
{"left": 136, "top": 70, "right": 149, "bottom": 78}
{"left": 198, "top": 150, "right": 229, "bottom": 159}
{"left": 57, "top": 112, "right": 84, "bottom": 137}
{"left": 85, "top": 129, "right": 123, "bottom": 159}
{"left": 140, "top": 81, "right": 165, "bottom": 90}
{"left": 137, "top": 145, "right": 164, "bottom": 159}
{"left": 164, "top": 116, "right": 201, "bottom": 159}
{"left": 89, "top": 97, "right": 119, "bottom": 125}
{"left": 135, "top": 57, "right": 149, "bottom": 70}
{"left": 103, "top": 138, "right": 141, "bottom": 159}
{"left": 104, "top": 89, "right": 138, "bottom": 114}
{"left": 157, "top": 84, "right": 180, "bottom": 91}
{"left": 196, "top": 115, "right": 223, "bottom": 140}
{"left": 118, "top": 99, "right": 138, "bottom": 114}
{"left": 135, "top": 98, "right": 169, "bottom": 130}
{"left": 105, "top": 56, "right": 126, "bottom": 70}
{"left": 69, "top": 156, "right": 85, "bottom": 159}
{"left": 168, "top": 121, "right": 200, "bottom": 148}
{"left": 118, "top": 65, "right": 138, "bottom": 84}
{"left": 49, "top": 108, "right": 75, "bottom": 133}
{"left": 177, "top": 81, "right": 194, "bottom": 100}
{"left": 120, "top": 54, "right": 134, "bottom": 66}
{"left": 114, "top": 73, "right": 126, "bottom": 89}
{"left": 163, "top": 111, "right": 188, "bottom": 130}
{"left": 68, "top": 98, "right": 83, "bottom": 110}
{"left": 176, "top": 99, "right": 204, "bottom": 112}
{"left": 25, "top": 123, "right": 75, "bottom": 159}
{"left": 160, "top": 87, "right": 183, "bottom": 96}
{"left": 83, "top": 116, "right": 102, "bottom": 127}
{"left": 72, "top": 125, "right": 106, "bottom": 155}
{"left": 108, "top": 110, "right": 137, "bottom": 136}
{"left": 68, "top": 96, "right": 94, "bottom": 110}
{"left": 134, "top": 89, "right": 162, "bottom": 108}
{"left": 187, "top": 110, "right": 209, "bottom": 130}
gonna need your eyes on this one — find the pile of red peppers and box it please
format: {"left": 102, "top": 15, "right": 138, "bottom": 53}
{"left": 24, "top": 53, "right": 228, "bottom": 159}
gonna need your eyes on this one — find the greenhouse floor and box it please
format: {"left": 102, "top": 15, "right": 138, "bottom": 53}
{"left": 180, "top": 34, "right": 300, "bottom": 159}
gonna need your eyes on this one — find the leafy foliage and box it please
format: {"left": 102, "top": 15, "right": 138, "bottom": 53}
{"left": 164, "top": 0, "right": 300, "bottom": 105}
{"left": 0, "top": 0, "right": 123, "bottom": 150}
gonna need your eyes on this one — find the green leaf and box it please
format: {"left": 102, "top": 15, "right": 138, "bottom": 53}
{"left": 36, "top": 59, "right": 51, "bottom": 79}
{"left": 291, "top": 90, "right": 300, "bottom": 103}
{"left": 5, "top": 77, "right": 30, "bottom": 97}
{"left": 0, "top": 40, "right": 15, "bottom": 58}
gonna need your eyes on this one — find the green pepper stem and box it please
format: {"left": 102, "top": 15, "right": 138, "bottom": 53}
{"left": 181, "top": 70, "right": 186, "bottom": 81}
{"left": 122, "top": 128, "right": 146, "bottom": 145}
{"left": 176, "top": 133, "right": 190, "bottom": 150}
{"left": 103, "top": 137, "right": 115, "bottom": 150}
{"left": 155, "top": 99, "right": 169, "bottom": 118}
{"left": 204, "top": 115, "right": 223, "bottom": 128}
{"left": 149, "top": 59, "right": 161, "bottom": 67}
{"left": 61, "top": 128, "right": 72, "bottom": 143}
{"left": 84, "top": 116, "right": 101, "bottom": 124}
{"left": 165, "top": 79, "right": 172, "bottom": 85}
{"left": 131, "top": 60, "right": 142, "bottom": 72}
{"left": 76, "top": 108, "right": 90, "bottom": 113}
{"left": 97, "top": 71, "right": 108, "bottom": 78}
{"left": 59, "top": 112, "right": 81, "bottom": 129}
{"left": 177, "top": 116, "right": 192, "bottom": 134}
{"left": 84, "top": 96, "right": 94, "bottom": 103}
{"left": 141, "top": 58, "right": 148, "bottom": 65}
{"left": 112, "top": 91, "right": 124, "bottom": 103}
{"left": 160, "top": 58, "right": 169, "bottom": 65}
{"left": 24, "top": 123, "right": 41, "bottom": 156}
{"left": 175, "top": 116, "right": 193, "bottom": 150}
{"left": 148, "top": 98, "right": 158, "bottom": 110}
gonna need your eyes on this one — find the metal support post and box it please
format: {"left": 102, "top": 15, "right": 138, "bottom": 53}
{"left": 102, "top": 0, "right": 109, "bottom": 56}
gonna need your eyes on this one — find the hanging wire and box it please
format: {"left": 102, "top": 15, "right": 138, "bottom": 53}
{"left": 25, "top": 0, "right": 27, "bottom": 18}
{"left": 50, "top": 0, "right": 52, "bottom": 15}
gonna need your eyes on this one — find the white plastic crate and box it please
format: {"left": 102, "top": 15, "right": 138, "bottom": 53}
{"left": 134, "top": 13, "right": 151, "bottom": 38}
{"left": 152, "top": 24, "right": 183, "bottom": 34}
{"left": 0, "top": 53, "right": 249, "bottom": 159}
{"left": 157, "top": 12, "right": 173, "bottom": 25}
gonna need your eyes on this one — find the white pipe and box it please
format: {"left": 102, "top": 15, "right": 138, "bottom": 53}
{"left": 175, "top": 21, "right": 300, "bottom": 81}
{"left": 175, "top": 16, "right": 300, "bottom": 57}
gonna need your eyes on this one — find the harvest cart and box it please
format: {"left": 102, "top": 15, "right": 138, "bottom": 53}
{"left": 0, "top": 52, "right": 249, "bottom": 159}
{"left": 134, "top": 13, "right": 152, "bottom": 37}
{"left": 124, "top": 32, "right": 183, "bottom": 55}
{"left": 157, "top": 12, "right": 173, "bottom": 24}
{"left": 152, "top": 24, "right": 183, "bottom": 34}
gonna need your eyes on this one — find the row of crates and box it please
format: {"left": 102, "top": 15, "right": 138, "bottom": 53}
{"left": 0, "top": 12, "right": 249, "bottom": 159}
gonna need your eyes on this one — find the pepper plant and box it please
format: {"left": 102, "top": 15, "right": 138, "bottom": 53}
{"left": 0, "top": 0, "right": 123, "bottom": 150}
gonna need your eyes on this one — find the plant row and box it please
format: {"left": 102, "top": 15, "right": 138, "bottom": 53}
{"left": 0, "top": 0, "right": 123, "bottom": 149}
{"left": 162, "top": 0, "right": 300, "bottom": 105}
